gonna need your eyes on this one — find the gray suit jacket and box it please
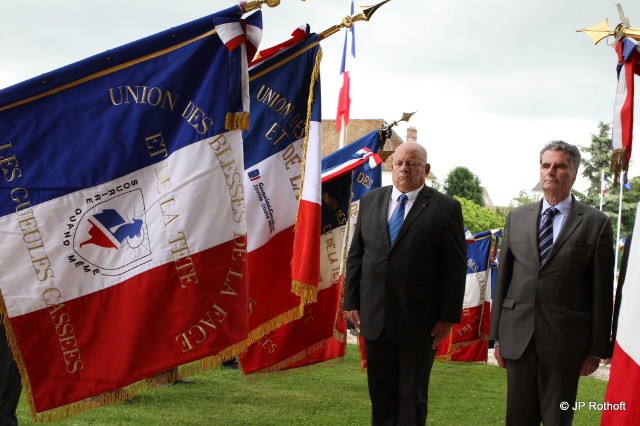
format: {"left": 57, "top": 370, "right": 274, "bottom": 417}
{"left": 344, "top": 185, "right": 467, "bottom": 343}
{"left": 489, "top": 198, "right": 614, "bottom": 369}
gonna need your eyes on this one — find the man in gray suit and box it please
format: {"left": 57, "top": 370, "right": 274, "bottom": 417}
{"left": 345, "top": 142, "right": 467, "bottom": 425}
{"left": 490, "top": 140, "right": 614, "bottom": 426}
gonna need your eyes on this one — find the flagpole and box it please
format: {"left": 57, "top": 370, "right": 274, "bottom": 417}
{"left": 319, "top": 0, "right": 391, "bottom": 40}
{"left": 613, "top": 169, "right": 624, "bottom": 287}
{"left": 240, "top": 0, "right": 280, "bottom": 13}
{"left": 600, "top": 169, "right": 605, "bottom": 211}
{"left": 339, "top": 118, "right": 348, "bottom": 148}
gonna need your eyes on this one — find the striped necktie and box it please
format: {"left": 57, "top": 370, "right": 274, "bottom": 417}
{"left": 538, "top": 206, "right": 558, "bottom": 263}
{"left": 388, "top": 194, "right": 408, "bottom": 245}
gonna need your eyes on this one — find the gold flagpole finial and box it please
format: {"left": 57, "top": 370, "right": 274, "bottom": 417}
{"left": 241, "top": 0, "right": 281, "bottom": 13}
{"left": 319, "top": 0, "right": 392, "bottom": 40}
{"left": 387, "top": 111, "right": 416, "bottom": 130}
{"left": 577, "top": 3, "right": 640, "bottom": 44}
{"left": 378, "top": 111, "right": 415, "bottom": 159}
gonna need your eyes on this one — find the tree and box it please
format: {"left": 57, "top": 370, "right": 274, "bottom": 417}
{"left": 455, "top": 196, "right": 504, "bottom": 234}
{"left": 509, "top": 189, "right": 534, "bottom": 208}
{"left": 578, "top": 121, "right": 638, "bottom": 239}
{"left": 579, "top": 121, "right": 615, "bottom": 207}
{"left": 444, "top": 167, "right": 485, "bottom": 206}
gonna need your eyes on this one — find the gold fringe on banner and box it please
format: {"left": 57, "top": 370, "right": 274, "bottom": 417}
{"left": 225, "top": 111, "right": 250, "bottom": 131}
{"left": 246, "top": 305, "right": 303, "bottom": 346}
{"left": 242, "top": 338, "right": 345, "bottom": 379}
{"left": 610, "top": 149, "right": 629, "bottom": 186}
{"left": 25, "top": 336, "right": 250, "bottom": 422}
{"left": 292, "top": 280, "right": 318, "bottom": 308}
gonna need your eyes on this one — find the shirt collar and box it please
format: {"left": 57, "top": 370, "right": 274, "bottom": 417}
{"left": 542, "top": 194, "right": 572, "bottom": 216}
{"left": 391, "top": 185, "right": 424, "bottom": 203}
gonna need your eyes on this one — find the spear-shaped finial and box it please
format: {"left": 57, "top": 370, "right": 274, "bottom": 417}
{"left": 378, "top": 111, "right": 416, "bottom": 161}
{"left": 319, "top": 0, "right": 391, "bottom": 40}
{"left": 241, "top": 0, "right": 281, "bottom": 13}
{"left": 386, "top": 111, "right": 416, "bottom": 130}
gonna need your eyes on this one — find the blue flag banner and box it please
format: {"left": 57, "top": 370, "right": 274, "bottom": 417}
{"left": 239, "top": 30, "right": 323, "bottom": 373}
{"left": 0, "top": 7, "right": 260, "bottom": 419}
{"left": 241, "top": 123, "right": 384, "bottom": 374}
{"left": 436, "top": 230, "right": 498, "bottom": 362}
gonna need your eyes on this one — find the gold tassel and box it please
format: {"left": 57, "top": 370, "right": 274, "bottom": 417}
{"left": 610, "top": 149, "right": 629, "bottom": 186}
{"left": 225, "top": 112, "right": 250, "bottom": 130}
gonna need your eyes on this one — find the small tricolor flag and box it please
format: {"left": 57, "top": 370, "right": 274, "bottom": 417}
{"left": 612, "top": 37, "right": 640, "bottom": 180}
{"left": 335, "top": 0, "right": 356, "bottom": 132}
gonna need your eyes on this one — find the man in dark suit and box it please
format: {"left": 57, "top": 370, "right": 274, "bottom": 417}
{"left": 490, "top": 140, "right": 614, "bottom": 426}
{"left": 344, "top": 142, "right": 467, "bottom": 425}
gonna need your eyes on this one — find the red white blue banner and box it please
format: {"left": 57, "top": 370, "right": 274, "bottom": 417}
{"left": 0, "top": 7, "right": 259, "bottom": 418}
{"left": 436, "top": 230, "right": 497, "bottom": 362}
{"left": 239, "top": 29, "right": 322, "bottom": 371}
{"left": 602, "top": 207, "right": 640, "bottom": 425}
{"left": 242, "top": 129, "right": 384, "bottom": 374}
{"left": 612, "top": 37, "right": 640, "bottom": 177}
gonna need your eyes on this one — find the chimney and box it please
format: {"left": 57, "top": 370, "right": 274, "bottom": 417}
{"left": 406, "top": 126, "right": 417, "bottom": 143}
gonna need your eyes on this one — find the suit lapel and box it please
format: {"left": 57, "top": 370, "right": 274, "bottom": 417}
{"left": 528, "top": 201, "right": 543, "bottom": 265}
{"left": 378, "top": 187, "right": 394, "bottom": 247}
{"left": 545, "top": 199, "right": 585, "bottom": 264}
{"left": 391, "top": 186, "right": 430, "bottom": 248}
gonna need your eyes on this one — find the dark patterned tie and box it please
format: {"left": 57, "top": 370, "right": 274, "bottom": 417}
{"left": 388, "top": 194, "right": 408, "bottom": 245}
{"left": 538, "top": 206, "right": 558, "bottom": 263}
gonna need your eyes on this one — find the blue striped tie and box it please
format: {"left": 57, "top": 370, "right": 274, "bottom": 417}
{"left": 538, "top": 207, "right": 558, "bottom": 263}
{"left": 388, "top": 194, "right": 408, "bottom": 245}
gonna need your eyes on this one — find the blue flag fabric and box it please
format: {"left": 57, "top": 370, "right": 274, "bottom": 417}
{"left": 0, "top": 7, "right": 259, "bottom": 418}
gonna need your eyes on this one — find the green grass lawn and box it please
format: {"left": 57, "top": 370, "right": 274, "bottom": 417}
{"left": 17, "top": 344, "right": 607, "bottom": 425}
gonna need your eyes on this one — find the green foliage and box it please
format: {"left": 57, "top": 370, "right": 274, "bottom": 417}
{"left": 509, "top": 189, "right": 534, "bottom": 208}
{"left": 456, "top": 196, "right": 505, "bottom": 234}
{"left": 580, "top": 122, "right": 614, "bottom": 207}
{"left": 578, "top": 121, "right": 639, "bottom": 238}
{"left": 444, "top": 166, "right": 485, "bottom": 207}
{"left": 16, "top": 344, "right": 607, "bottom": 425}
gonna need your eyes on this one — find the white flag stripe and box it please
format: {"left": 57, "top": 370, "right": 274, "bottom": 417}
{"left": 617, "top": 207, "right": 640, "bottom": 364}
{"left": 0, "top": 131, "right": 244, "bottom": 317}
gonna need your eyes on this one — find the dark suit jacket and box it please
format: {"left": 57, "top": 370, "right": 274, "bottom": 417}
{"left": 489, "top": 198, "right": 614, "bottom": 369}
{"left": 344, "top": 185, "right": 467, "bottom": 343}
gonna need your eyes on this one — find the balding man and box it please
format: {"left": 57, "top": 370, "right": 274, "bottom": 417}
{"left": 345, "top": 142, "right": 467, "bottom": 425}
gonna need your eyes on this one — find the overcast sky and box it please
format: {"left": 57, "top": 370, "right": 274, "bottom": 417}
{"left": 2, "top": 0, "right": 639, "bottom": 205}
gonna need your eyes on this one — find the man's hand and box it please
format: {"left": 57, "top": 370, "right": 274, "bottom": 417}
{"left": 580, "top": 355, "right": 600, "bottom": 376}
{"left": 430, "top": 321, "right": 453, "bottom": 349}
{"left": 494, "top": 344, "right": 506, "bottom": 368}
{"left": 347, "top": 310, "right": 360, "bottom": 332}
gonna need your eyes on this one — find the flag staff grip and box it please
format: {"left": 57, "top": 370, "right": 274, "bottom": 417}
{"left": 319, "top": 0, "right": 391, "bottom": 40}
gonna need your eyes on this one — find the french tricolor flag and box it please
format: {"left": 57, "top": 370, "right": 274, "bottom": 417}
{"left": 612, "top": 37, "right": 640, "bottom": 177}
{"left": 240, "top": 29, "right": 322, "bottom": 361}
{"left": 336, "top": 0, "right": 356, "bottom": 133}
{"left": 0, "top": 7, "right": 259, "bottom": 419}
{"left": 602, "top": 206, "right": 640, "bottom": 425}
